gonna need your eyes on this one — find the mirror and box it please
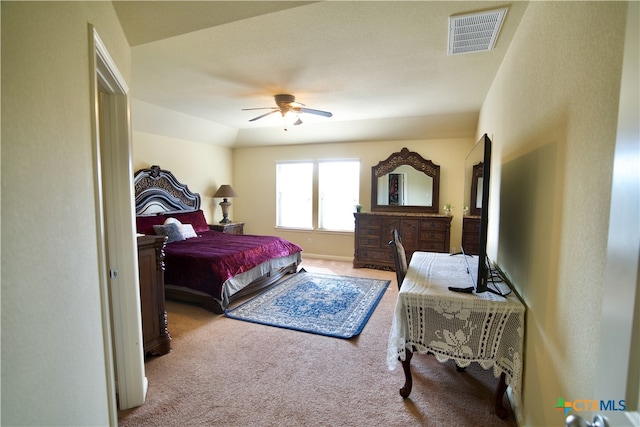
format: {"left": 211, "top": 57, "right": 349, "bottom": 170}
{"left": 371, "top": 147, "right": 440, "bottom": 214}
{"left": 469, "top": 162, "right": 483, "bottom": 216}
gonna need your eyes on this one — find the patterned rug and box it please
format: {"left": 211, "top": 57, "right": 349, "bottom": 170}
{"left": 225, "top": 270, "right": 390, "bottom": 339}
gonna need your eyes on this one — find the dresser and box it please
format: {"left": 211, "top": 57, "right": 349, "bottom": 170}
{"left": 353, "top": 212, "right": 452, "bottom": 269}
{"left": 462, "top": 216, "right": 481, "bottom": 255}
{"left": 137, "top": 235, "right": 171, "bottom": 356}
{"left": 209, "top": 222, "right": 244, "bottom": 235}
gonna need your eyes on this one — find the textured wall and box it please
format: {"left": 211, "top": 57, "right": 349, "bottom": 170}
{"left": 477, "top": 2, "right": 628, "bottom": 425}
{"left": 1, "top": 2, "right": 130, "bottom": 425}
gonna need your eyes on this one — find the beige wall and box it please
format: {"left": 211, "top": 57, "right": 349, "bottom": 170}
{"left": 1, "top": 1, "right": 130, "bottom": 425}
{"left": 233, "top": 139, "right": 473, "bottom": 259}
{"left": 132, "top": 131, "right": 234, "bottom": 224}
{"left": 478, "top": 2, "right": 629, "bottom": 425}
{"left": 4, "top": 2, "right": 625, "bottom": 425}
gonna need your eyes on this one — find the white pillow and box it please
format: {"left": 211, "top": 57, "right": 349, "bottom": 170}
{"left": 164, "top": 217, "right": 198, "bottom": 239}
{"left": 178, "top": 223, "right": 197, "bottom": 239}
{"left": 164, "top": 217, "right": 180, "bottom": 225}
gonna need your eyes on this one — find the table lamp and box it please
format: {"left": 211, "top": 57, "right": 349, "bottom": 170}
{"left": 213, "top": 184, "right": 238, "bottom": 223}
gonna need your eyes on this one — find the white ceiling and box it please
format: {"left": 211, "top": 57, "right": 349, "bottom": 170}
{"left": 113, "top": 1, "right": 529, "bottom": 147}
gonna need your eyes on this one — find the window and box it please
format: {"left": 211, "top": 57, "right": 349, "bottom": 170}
{"left": 319, "top": 160, "right": 360, "bottom": 232}
{"left": 276, "top": 159, "right": 360, "bottom": 232}
{"left": 276, "top": 162, "right": 313, "bottom": 229}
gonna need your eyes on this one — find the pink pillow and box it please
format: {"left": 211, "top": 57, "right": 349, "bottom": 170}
{"left": 168, "top": 210, "right": 209, "bottom": 233}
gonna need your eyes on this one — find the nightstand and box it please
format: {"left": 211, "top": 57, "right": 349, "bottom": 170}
{"left": 137, "top": 235, "right": 171, "bottom": 356}
{"left": 209, "top": 222, "right": 245, "bottom": 235}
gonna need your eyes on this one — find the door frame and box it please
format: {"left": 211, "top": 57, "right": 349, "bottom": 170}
{"left": 89, "top": 26, "right": 147, "bottom": 416}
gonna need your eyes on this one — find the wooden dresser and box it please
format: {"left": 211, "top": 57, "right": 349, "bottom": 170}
{"left": 462, "top": 216, "right": 481, "bottom": 255}
{"left": 353, "top": 212, "right": 452, "bottom": 269}
{"left": 137, "top": 235, "right": 171, "bottom": 356}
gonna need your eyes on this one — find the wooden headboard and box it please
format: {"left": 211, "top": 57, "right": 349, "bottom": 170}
{"left": 134, "top": 165, "right": 201, "bottom": 215}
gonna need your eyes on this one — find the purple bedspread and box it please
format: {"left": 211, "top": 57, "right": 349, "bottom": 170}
{"left": 162, "top": 230, "right": 302, "bottom": 299}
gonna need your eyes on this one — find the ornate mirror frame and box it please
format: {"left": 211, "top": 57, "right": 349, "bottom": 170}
{"left": 371, "top": 147, "right": 440, "bottom": 214}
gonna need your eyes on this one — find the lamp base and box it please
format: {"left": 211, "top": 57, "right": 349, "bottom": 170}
{"left": 219, "top": 198, "right": 232, "bottom": 224}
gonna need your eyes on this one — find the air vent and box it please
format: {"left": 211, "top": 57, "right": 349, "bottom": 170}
{"left": 448, "top": 8, "right": 508, "bottom": 55}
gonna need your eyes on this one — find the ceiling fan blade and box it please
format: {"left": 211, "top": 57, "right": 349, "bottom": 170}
{"left": 241, "top": 107, "right": 276, "bottom": 111}
{"left": 300, "top": 107, "right": 333, "bottom": 118}
{"left": 249, "top": 110, "right": 279, "bottom": 122}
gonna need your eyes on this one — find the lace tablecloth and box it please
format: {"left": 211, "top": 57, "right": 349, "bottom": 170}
{"left": 387, "top": 252, "right": 525, "bottom": 397}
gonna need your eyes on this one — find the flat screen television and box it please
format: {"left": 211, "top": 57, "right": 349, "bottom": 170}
{"left": 455, "top": 133, "right": 495, "bottom": 294}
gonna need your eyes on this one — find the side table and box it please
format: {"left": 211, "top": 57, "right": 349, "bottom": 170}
{"left": 209, "top": 222, "right": 244, "bottom": 235}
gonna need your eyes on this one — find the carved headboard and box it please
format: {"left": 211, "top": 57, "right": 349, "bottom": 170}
{"left": 134, "top": 165, "right": 201, "bottom": 215}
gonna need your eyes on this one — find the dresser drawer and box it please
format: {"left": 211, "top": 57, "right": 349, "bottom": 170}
{"left": 420, "top": 219, "right": 448, "bottom": 230}
{"left": 420, "top": 230, "right": 447, "bottom": 242}
{"left": 359, "top": 237, "right": 381, "bottom": 248}
{"left": 358, "top": 248, "right": 393, "bottom": 263}
{"left": 463, "top": 217, "right": 481, "bottom": 232}
{"left": 357, "top": 216, "right": 381, "bottom": 227}
{"left": 463, "top": 232, "right": 480, "bottom": 244}
{"left": 358, "top": 226, "right": 381, "bottom": 237}
{"left": 358, "top": 226, "right": 380, "bottom": 247}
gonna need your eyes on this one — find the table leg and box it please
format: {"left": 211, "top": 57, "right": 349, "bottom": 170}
{"left": 495, "top": 372, "right": 508, "bottom": 419}
{"left": 399, "top": 349, "right": 413, "bottom": 398}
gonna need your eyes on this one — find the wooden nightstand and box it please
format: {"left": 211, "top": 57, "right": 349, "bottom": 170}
{"left": 136, "top": 235, "right": 171, "bottom": 356}
{"left": 209, "top": 222, "right": 245, "bottom": 235}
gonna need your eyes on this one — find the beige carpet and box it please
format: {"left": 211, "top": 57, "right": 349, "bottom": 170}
{"left": 118, "top": 258, "right": 517, "bottom": 426}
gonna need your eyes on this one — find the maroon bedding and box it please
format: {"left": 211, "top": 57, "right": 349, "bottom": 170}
{"left": 136, "top": 210, "right": 210, "bottom": 235}
{"left": 161, "top": 230, "right": 302, "bottom": 300}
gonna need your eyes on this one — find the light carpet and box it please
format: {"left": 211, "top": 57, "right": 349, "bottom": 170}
{"left": 118, "top": 259, "right": 518, "bottom": 426}
{"left": 225, "top": 270, "right": 390, "bottom": 338}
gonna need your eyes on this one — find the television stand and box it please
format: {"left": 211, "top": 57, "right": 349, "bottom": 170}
{"left": 388, "top": 252, "right": 525, "bottom": 419}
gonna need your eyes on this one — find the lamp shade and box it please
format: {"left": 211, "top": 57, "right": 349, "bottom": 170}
{"left": 213, "top": 185, "right": 238, "bottom": 198}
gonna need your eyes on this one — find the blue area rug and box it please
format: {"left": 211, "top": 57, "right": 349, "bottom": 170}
{"left": 225, "top": 270, "right": 390, "bottom": 339}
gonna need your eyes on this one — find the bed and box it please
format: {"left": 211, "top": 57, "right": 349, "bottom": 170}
{"left": 134, "top": 165, "right": 303, "bottom": 314}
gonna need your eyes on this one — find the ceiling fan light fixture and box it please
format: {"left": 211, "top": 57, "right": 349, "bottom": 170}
{"left": 274, "top": 94, "right": 296, "bottom": 107}
{"left": 242, "top": 94, "right": 333, "bottom": 130}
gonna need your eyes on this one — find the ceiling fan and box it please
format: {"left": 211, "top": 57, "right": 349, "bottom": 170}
{"left": 242, "top": 94, "right": 333, "bottom": 130}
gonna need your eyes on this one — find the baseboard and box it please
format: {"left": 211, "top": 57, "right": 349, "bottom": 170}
{"left": 507, "top": 386, "right": 522, "bottom": 426}
{"left": 301, "top": 253, "right": 354, "bottom": 263}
